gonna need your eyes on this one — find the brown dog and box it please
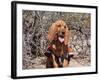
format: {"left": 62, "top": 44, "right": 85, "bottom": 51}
{"left": 45, "top": 20, "right": 70, "bottom": 68}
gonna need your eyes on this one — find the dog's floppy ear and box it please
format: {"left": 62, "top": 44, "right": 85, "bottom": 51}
{"left": 48, "top": 23, "right": 58, "bottom": 42}
{"left": 64, "top": 25, "right": 70, "bottom": 45}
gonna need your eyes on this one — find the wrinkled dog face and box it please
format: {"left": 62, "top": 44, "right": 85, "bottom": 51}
{"left": 55, "top": 20, "right": 67, "bottom": 38}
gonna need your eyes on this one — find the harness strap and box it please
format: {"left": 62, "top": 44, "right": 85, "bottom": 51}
{"left": 61, "top": 52, "right": 69, "bottom": 63}
{"left": 53, "top": 52, "right": 69, "bottom": 66}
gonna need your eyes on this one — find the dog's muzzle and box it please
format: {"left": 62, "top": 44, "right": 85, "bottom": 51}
{"left": 59, "top": 31, "right": 65, "bottom": 38}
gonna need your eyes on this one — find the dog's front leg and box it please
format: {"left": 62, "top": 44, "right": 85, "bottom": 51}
{"left": 52, "top": 54, "right": 58, "bottom": 68}
{"left": 63, "top": 59, "right": 69, "bottom": 67}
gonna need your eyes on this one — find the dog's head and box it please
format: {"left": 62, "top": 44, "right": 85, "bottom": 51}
{"left": 48, "top": 20, "right": 69, "bottom": 45}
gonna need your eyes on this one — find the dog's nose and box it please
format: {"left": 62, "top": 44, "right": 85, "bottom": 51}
{"left": 62, "top": 32, "right": 65, "bottom": 34}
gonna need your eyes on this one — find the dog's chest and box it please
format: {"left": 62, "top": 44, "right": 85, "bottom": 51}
{"left": 54, "top": 40, "right": 66, "bottom": 56}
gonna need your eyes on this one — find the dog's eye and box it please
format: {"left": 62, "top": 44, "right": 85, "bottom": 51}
{"left": 57, "top": 24, "right": 61, "bottom": 27}
{"left": 64, "top": 26, "right": 66, "bottom": 28}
